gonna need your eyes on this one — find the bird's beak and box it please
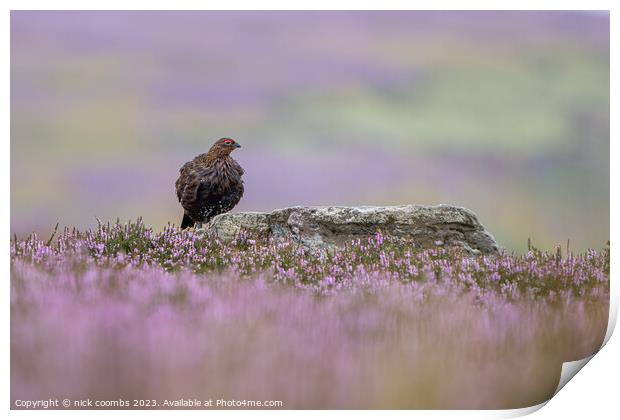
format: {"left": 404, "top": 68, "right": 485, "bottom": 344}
{"left": 235, "top": 143, "right": 241, "bottom": 148}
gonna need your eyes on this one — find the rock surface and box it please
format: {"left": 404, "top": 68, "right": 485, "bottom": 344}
{"left": 201, "top": 205, "right": 500, "bottom": 255}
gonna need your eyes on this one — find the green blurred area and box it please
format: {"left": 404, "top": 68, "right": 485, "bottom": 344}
{"left": 11, "top": 11, "right": 609, "bottom": 252}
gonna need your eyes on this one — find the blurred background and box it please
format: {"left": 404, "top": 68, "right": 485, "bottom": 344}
{"left": 10, "top": 11, "right": 609, "bottom": 252}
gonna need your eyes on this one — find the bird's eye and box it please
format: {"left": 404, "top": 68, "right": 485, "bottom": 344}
{"left": 224, "top": 140, "right": 233, "bottom": 145}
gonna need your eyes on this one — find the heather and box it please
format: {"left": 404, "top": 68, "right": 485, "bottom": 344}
{"left": 11, "top": 220, "right": 609, "bottom": 299}
{"left": 10, "top": 220, "right": 609, "bottom": 409}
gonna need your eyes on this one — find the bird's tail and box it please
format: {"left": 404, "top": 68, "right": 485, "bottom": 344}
{"left": 181, "top": 213, "right": 194, "bottom": 229}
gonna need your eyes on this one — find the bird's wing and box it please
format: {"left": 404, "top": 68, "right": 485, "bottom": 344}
{"left": 179, "top": 167, "right": 216, "bottom": 212}
{"left": 175, "top": 162, "right": 193, "bottom": 202}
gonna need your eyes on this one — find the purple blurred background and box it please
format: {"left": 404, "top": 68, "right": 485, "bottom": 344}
{"left": 11, "top": 11, "right": 609, "bottom": 251}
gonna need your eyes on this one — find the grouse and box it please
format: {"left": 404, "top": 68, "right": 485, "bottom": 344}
{"left": 175, "top": 138, "right": 244, "bottom": 229}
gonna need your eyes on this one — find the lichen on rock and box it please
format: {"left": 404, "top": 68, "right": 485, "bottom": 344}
{"left": 199, "top": 205, "right": 499, "bottom": 255}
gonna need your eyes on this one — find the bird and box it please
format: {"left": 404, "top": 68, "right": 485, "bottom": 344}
{"left": 175, "top": 137, "right": 244, "bottom": 229}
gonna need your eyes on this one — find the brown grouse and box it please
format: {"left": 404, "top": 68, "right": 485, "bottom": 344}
{"left": 175, "top": 138, "right": 244, "bottom": 229}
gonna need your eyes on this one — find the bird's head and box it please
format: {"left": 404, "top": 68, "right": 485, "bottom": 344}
{"left": 208, "top": 137, "right": 241, "bottom": 158}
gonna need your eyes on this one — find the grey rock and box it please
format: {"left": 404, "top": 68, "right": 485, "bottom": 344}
{"left": 199, "top": 205, "right": 499, "bottom": 255}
